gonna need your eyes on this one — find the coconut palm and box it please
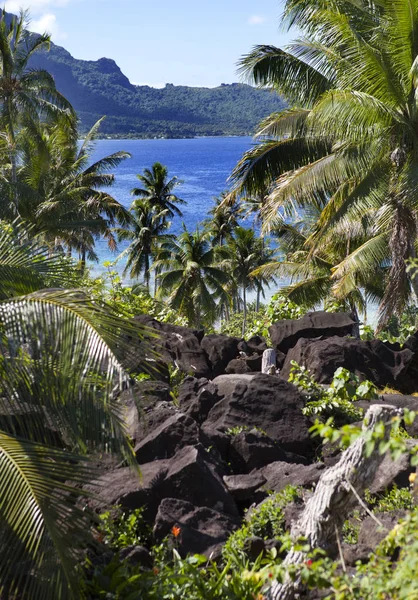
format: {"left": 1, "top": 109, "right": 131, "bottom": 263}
{"left": 231, "top": 0, "right": 418, "bottom": 327}
{"left": 0, "top": 221, "right": 145, "bottom": 600}
{"left": 204, "top": 192, "right": 241, "bottom": 247}
{"left": 253, "top": 208, "right": 387, "bottom": 323}
{"left": 115, "top": 199, "right": 171, "bottom": 290}
{"left": 17, "top": 116, "right": 131, "bottom": 270}
{"left": 0, "top": 10, "right": 75, "bottom": 212}
{"left": 131, "top": 161, "right": 186, "bottom": 221}
{"left": 154, "top": 227, "right": 230, "bottom": 328}
{"left": 219, "top": 227, "right": 277, "bottom": 335}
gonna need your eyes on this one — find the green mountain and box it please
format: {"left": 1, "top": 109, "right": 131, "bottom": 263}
{"left": 29, "top": 40, "right": 286, "bottom": 138}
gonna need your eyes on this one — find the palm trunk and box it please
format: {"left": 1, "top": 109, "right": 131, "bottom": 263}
{"left": 80, "top": 248, "right": 86, "bottom": 274}
{"left": 145, "top": 252, "right": 150, "bottom": 292}
{"left": 242, "top": 285, "right": 247, "bottom": 338}
{"left": 256, "top": 285, "right": 261, "bottom": 312}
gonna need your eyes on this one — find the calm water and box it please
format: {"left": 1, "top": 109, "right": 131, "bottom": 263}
{"left": 90, "top": 136, "right": 254, "bottom": 270}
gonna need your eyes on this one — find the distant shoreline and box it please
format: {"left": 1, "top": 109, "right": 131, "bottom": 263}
{"left": 83, "top": 133, "right": 254, "bottom": 141}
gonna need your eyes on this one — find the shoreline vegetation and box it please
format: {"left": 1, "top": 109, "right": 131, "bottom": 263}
{"left": 2, "top": 3, "right": 418, "bottom": 599}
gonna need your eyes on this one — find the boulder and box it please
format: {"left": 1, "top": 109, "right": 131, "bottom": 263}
{"left": 228, "top": 428, "right": 290, "bottom": 473}
{"left": 269, "top": 311, "right": 357, "bottom": 354}
{"left": 259, "top": 461, "right": 325, "bottom": 493}
{"left": 369, "top": 445, "right": 414, "bottom": 494}
{"left": 134, "top": 315, "right": 204, "bottom": 343}
{"left": 244, "top": 354, "right": 263, "bottom": 372}
{"left": 153, "top": 498, "right": 240, "bottom": 558}
{"left": 87, "top": 444, "right": 238, "bottom": 520}
{"left": 205, "top": 374, "right": 314, "bottom": 457}
{"left": 178, "top": 377, "right": 222, "bottom": 424}
{"left": 225, "top": 358, "right": 252, "bottom": 374}
{"left": 135, "top": 401, "right": 179, "bottom": 443}
{"left": 201, "top": 334, "right": 241, "bottom": 377}
{"left": 134, "top": 315, "right": 211, "bottom": 378}
{"left": 223, "top": 472, "right": 267, "bottom": 502}
{"left": 238, "top": 335, "right": 269, "bottom": 356}
{"left": 134, "top": 413, "right": 203, "bottom": 464}
{"left": 171, "top": 334, "right": 213, "bottom": 378}
{"left": 85, "top": 461, "right": 170, "bottom": 519}
{"left": 118, "top": 545, "right": 153, "bottom": 568}
{"left": 119, "top": 381, "right": 172, "bottom": 444}
{"left": 280, "top": 336, "right": 417, "bottom": 393}
{"left": 160, "top": 445, "right": 238, "bottom": 516}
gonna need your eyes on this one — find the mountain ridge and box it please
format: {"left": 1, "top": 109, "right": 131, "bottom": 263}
{"left": 25, "top": 30, "right": 286, "bottom": 138}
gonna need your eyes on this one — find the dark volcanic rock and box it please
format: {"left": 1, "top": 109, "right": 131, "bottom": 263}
{"left": 87, "top": 444, "right": 238, "bottom": 520}
{"left": 134, "top": 413, "right": 203, "bottom": 464}
{"left": 259, "top": 461, "right": 325, "bottom": 493}
{"left": 134, "top": 315, "right": 211, "bottom": 378}
{"left": 178, "top": 377, "right": 222, "bottom": 424}
{"left": 225, "top": 358, "right": 252, "bottom": 374}
{"left": 118, "top": 545, "right": 153, "bottom": 568}
{"left": 269, "top": 311, "right": 357, "bottom": 354}
{"left": 280, "top": 336, "right": 417, "bottom": 393}
{"left": 244, "top": 354, "right": 263, "bottom": 372}
{"left": 85, "top": 461, "right": 170, "bottom": 518}
{"left": 153, "top": 498, "right": 240, "bottom": 558}
{"left": 119, "top": 381, "right": 173, "bottom": 443}
{"left": 238, "top": 335, "right": 269, "bottom": 355}
{"left": 134, "top": 315, "right": 204, "bottom": 343}
{"left": 205, "top": 374, "right": 313, "bottom": 457}
{"left": 369, "top": 446, "right": 414, "bottom": 494}
{"left": 201, "top": 334, "right": 241, "bottom": 377}
{"left": 228, "top": 428, "right": 289, "bottom": 473}
{"left": 134, "top": 401, "right": 179, "bottom": 443}
{"left": 171, "top": 334, "right": 213, "bottom": 378}
{"left": 161, "top": 445, "right": 238, "bottom": 516}
{"left": 223, "top": 472, "right": 267, "bottom": 502}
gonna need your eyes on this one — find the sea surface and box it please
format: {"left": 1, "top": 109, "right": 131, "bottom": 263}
{"left": 91, "top": 136, "right": 255, "bottom": 271}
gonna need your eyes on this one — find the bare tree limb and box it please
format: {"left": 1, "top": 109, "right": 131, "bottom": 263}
{"left": 268, "top": 404, "right": 400, "bottom": 600}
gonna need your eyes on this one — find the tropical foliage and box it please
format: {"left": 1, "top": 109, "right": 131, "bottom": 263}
{"left": 230, "top": 0, "right": 418, "bottom": 327}
{"left": 0, "top": 223, "right": 143, "bottom": 600}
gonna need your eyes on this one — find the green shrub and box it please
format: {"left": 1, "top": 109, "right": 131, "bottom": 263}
{"left": 223, "top": 486, "right": 302, "bottom": 563}
{"left": 98, "top": 507, "right": 152, "bottom": 551}
{"left": 288, "top": 362, "right": 377, "bottom": 424}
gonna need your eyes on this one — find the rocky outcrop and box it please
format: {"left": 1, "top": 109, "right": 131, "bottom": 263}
{"left": 201, "top": 334, "right": 241, "bottom": 377}
{"left": 269, "top": 311, "right": 357, "bottom": 354}
{"left": 153, "top": 498, "right": 240, "bottom": 558}
{"left": 280, "top": 335, "right": 418, "bottom": 393}
{"left": 205, "top": 374, "right": 314, "bottom": 458}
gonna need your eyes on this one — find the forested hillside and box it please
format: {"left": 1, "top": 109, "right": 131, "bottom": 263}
{"left": 28, "top": 40, "right": 286, "bottom": 138}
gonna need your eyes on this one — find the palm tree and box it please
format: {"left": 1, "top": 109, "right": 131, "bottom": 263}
{"left": 154, "top": 227, "right": 230, "bottom": 328}
{"left": 0, "top": 10, "right": 75, "bottom": 212}
{"left": 115, "top": 199, "right": 171, "bottom": 291}
{"left": 253, "top": 209, "right": 387, "bottom": 322}
{"left": 230, "top": 0, "right": 418, "bottom": 328}
{"left": 204, "top": 192, "right": 241, "bottom": 247}
{"left": 219, "top": 227, "right": 276, "bottom": 335}
{"left": 0, "top": 221, "right": 145, "bottom": 599}
{"left": 17, "top": 116, "right": 131, "bottom": 271}
{"left": 132, "top": 161, "right": 186, "bottom": 221}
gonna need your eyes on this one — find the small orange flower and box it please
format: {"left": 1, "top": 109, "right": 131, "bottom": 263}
{"left": 268, "top": 572, "right": 273, "bottom": 579}
{"left": 306, "top": 559, "right": 313, "bottom": 567}
{"left": 172, "top": 525, "right": 181, "bottom": 538}
{"left": 152, "top": 567, "right": 160, "bottom": 575}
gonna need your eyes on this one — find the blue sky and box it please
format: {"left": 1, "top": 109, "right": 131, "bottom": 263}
{"left": 4, "top": 0, "right": 294, "bottom": 87}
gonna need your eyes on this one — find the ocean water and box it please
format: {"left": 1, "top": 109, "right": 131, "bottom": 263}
{"left": 90, "top": 136, "right": 254, "bottom": 271}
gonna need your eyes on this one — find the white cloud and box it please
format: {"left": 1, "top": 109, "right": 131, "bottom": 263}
{"left": 30, "top": 12, "right": 67, "bottom": 40}
{"left": 248, "top": 14, "right": 266, "bottom": 25}
{"left": 3, "top": 0, "right": 70, "bottom": 14}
